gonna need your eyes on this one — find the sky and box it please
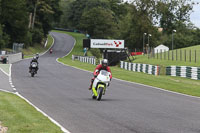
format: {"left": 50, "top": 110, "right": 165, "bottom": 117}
{"left": 190, "top": 0, "right": 200, "bottom": 28}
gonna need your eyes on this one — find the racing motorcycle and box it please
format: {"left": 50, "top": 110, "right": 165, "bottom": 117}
{"left": 91, "top": 70, "right": 111, "bottom": 101}
{"left": 30, "top": 62, "right": 38, "bottom": 77}
{"left": 49, "top": 48, "right": 53, "bottom": 54}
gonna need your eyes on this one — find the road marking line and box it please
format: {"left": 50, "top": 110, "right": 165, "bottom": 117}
{"left": 0, "top": 89, "right": 13, "bottom": 93}
{"left": 0, "top": 87, "right": 70, "bottom": 133}
{"left": 0, "top": 66, "right": 10, "bottom": 76}
{"left": 15, "top": 92, "right": 71, "bottom": 133}
{"left": 10, "top": 85, "right": 15, "bottom": 88}
{"left": 8, "top": 33, "right": 71, "bottom": 133}
{"left": 57, "top": 56, "right": 200, "bottom": 100}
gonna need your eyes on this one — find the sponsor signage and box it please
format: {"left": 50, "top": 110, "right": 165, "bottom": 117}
{"left": 91, "top": 39, "right": 124, "bottom": 49}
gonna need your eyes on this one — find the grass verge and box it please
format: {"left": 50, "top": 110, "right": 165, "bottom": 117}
{"left": 22, "top": 35, "right": 53, "bottom": 58}
{"left": 56, "top": 30, "right": 200, "bottom": 97}
{"left": 133, "top": 45, "right": 200, "bottom": 67}
{"left": 0, "top": 35, "right": 61, "bottom": 133}
{"left": 0, "top": 91, "right": 62, "bottom": 133}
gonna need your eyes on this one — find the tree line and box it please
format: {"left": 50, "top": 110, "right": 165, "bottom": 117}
{"left": 0, "top": 0, "right": 61, "bottom": 49}
{"left": 1, "top": 0, "right": 200, "bottom": 51}
{"left": 58, "top": 0, "right": 200, "bottom": 50}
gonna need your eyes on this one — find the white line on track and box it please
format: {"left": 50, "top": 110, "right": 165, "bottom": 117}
{"left": 54, "top": 36, "right": 200, "bottom": 101}
{"left": 0, "top": 34, "right": 71, "bottom": 133}
{"left": 15, "top": 92, "right": 70, "bottom": 133}
{"left": 0, "top": 89, "right": 13, "bottom": 93}
{"left": 0, "top": 66, "right": 10, "bottom": 76}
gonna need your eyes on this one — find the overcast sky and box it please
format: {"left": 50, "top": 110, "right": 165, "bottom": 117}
{"left": 190, "top": 0, "right": 200, "bottom": 28}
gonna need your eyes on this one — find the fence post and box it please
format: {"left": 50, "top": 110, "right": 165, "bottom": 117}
{"left": 164, "top": 50, "right": 166, "bottom": 60}
{"left": 172, "top": 50, "right": 174, "bottom": 61}
{"left": 185, "top": 50, "right": 186, "bottom": 62}
{"left": 168, "top": 50, "right": 169, "bottom": 60}
{"left": 180, "top": 49, "right": 182, "bottom": 61}
{"left": 161, "top": 50, "right": 162, "bottom": 60}
{"left": 157, "top": 50, "right": 158, "bottom": 59}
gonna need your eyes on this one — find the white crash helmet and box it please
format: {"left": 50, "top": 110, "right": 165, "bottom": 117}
{"left": 102, "top": 59, "right": 108, "bottom": 67}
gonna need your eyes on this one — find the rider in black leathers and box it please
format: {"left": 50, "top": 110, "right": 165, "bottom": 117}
{"left": 29, "top": 56, "right": 39, "bottom": 73}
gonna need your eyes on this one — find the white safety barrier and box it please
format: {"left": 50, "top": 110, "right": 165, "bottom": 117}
{"left": 72, "top": 55, "right": 96, "bottom": 65}
{"left": 120, "top": 61, "right": 160, "bottom": 75}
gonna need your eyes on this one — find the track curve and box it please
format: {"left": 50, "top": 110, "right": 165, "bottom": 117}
{"left": 12, "top": 32, "right": 200, "bottom": 133}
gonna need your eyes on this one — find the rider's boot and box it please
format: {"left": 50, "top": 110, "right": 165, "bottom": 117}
{"left": 89, "top": 85, "right": 92, "bottom": 90}
{"left": 89, "top": 79, "right": 94, "bottom": 90}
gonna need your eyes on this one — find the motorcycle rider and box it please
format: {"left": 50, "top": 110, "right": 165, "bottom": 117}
{"left": 29, "top": 56, "right": 39, "bottom": 73}
{"left": 36, "top": 53, "right": 39, "bottom": 60}
{"left": 49, "top": 48, "right": 53, "bottom": 54}
{"left": 89, "top": 59, "right": 112, "bottom": 90}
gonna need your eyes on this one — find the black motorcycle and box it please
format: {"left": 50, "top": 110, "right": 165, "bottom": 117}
{"left": 30, "top": 62, "right": 38, "bottom": 77}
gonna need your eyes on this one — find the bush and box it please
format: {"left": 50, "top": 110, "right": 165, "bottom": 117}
{"left": 31, "top": 29, "right": 44, "bottom": 46}
{"left": 90, "top": 48, "right": 101, "bottom": 59}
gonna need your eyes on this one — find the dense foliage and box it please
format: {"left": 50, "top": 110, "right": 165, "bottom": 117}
{"left": 58, "top": 0, "right": 200, "bottom": 50}
{"left": 0, "top": 0, "right": 61, "bottom": 49}
{"left": 0, "top": 0, "right": 200, "bottom": 51}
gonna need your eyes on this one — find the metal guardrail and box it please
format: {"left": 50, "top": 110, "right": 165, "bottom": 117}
{"left": 0, "top": 52, "right": 22, "bottom": 64}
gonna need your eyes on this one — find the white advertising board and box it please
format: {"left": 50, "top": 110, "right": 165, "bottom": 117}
{"left": 91, "top": 39, "right": 124, "bottom": 49}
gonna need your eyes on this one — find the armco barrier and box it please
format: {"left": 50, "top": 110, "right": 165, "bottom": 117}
{"left": 166, "top": 66, "right": 200, "bottom": 80}
{"left": 8, "top": 52, "right": 22, "bottom": 64}
{"left": 120, "top": 61, "right": 160, "bottom": 75}
{"left": 0, "top": 52, "right": 22, "bottom": 64}
{"left": 72, "top": 55, "right": 96, "bottom": 65}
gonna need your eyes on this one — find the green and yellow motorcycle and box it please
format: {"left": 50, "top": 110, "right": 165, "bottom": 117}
{"left": 91, "top": 70, "right": 111, "bottom": 101}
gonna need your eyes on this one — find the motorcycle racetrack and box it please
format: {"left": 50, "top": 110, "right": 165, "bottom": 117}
{"left": 11, "top": 32, "right": 200, "bottom": 133}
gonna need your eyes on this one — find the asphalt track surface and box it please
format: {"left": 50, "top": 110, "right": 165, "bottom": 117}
{"left": 0, "top": 70, "right": 12, "bottom": 92}
{"left": 11, "top": 32, "right": 200, "bottom": 133}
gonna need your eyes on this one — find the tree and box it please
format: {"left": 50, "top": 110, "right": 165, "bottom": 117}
{"left": 0, "top": 24, "right": 10, "bottom": 49}
{"left": 80, "top": 7, "right": 117, "bottom": 39}
{"left": 65, "top": 0, "right": 88, "bottom": 29}
{"left": 59, "top": 0, "right": 74, "bottom": 28}
{"left": 26, "top": 0, "right": 62, "bottom": 46}
{"left": 118, "top": 3, "right": 160, "bottom": 49}
{"left": 157, "top": 0, "right": 194, "bottom": 33}
{"left": 0, "top": 0, "right": 29, "bottom": 47}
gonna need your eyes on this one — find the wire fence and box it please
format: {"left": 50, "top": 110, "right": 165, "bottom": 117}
{"left": 148, "top": 49, "right": 200, "bottom": 63}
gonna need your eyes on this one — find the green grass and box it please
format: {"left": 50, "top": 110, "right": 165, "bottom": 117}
{"left": 0, "top": 91, "right": 62, "bottom": 133}
{"left": 23, "top": 35, "right": 53, "bottom": 58}
{"left": 0, "top": 64, "right": 10, "bottom": 75}
{"left": 133, "top": 45, "right": 200, "bottom": 67}
{"left": 54, "top": 30, "right": 94, "bottom": 67}
{"left": 0, "top": 35, "right": 61, "bottom": 132}
{"left": 55, "top": 30, "right": 200, "bottom": 97}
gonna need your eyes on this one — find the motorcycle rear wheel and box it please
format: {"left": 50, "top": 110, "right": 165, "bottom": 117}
{"left": 31, "top": 73, "right": 34, "bottom": 77}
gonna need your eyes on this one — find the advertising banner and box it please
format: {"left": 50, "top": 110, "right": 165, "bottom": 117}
{"left": 91, "top": 39, "right": 124, "bottom": 49}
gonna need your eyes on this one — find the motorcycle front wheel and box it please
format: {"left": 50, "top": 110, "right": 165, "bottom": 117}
{"left": 92, "top": 94, "right": 96, "bottom": 99}
{"left": 97, "top": 87, "right": 103, "bottom": 101}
